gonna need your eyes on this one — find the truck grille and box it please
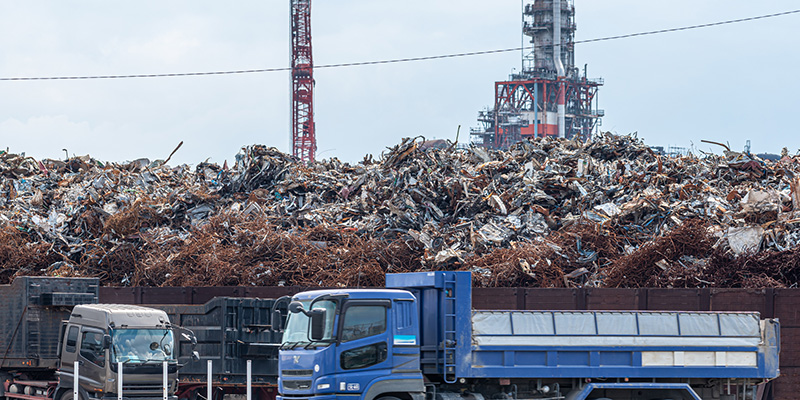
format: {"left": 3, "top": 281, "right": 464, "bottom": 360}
{"left": 282, "top": 380, "right": 312, "bottom": 390}
{"left": 281, "top": 369, "right": 313, "bottom": 377}
{"left": 122, "top": 382, "right": 174, "bottom": 396}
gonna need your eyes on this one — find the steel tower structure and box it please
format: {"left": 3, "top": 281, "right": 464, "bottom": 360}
{"left": 471, "top": 0, "right": 603, "bottom": 149}
{"left": 291, "top": 0, "right": 316, "bottom": 162}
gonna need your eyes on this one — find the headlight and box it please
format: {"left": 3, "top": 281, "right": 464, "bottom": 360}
{"left": 316, "top": 384, "right": 330, "bottom": 390}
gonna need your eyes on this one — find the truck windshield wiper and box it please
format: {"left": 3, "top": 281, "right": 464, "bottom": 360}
{"left": 141, "top": 358, "right": 171, "bottom": 365}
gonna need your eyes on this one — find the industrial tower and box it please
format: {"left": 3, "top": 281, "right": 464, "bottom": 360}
{"left": 472, "top": 0, "right": 603, "bottom": 149}
{"left": 291, "top": 0, "right": 316, "bottom": 162}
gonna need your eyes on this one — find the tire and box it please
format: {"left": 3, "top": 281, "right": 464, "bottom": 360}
{"left": 190, "top": 387, "right": 224, "bottom": 400}
{"left": 60, "top": 391, "right": 76, "bottom": 400}
{"left": 253, "top": 387, "right": 274, "bottom": 400}
{"left": 189, "top": 388, "right": 205, "bottom": 400}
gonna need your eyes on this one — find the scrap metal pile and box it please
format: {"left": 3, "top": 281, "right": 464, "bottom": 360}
{"left": 2, "top": 134, "right": 800, "bottom": 288}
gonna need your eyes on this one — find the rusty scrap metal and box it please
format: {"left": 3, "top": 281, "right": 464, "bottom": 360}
{"left": 1, "top": 134, "right": 800, "bottom": 288}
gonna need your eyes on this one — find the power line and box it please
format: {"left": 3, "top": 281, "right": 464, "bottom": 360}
{"left": 1, "top": 8, "right": 798, "bottom": 82}
{"left": 574, "top": 8, "right": 800, "bottom": 45}
{"left": 0, "top": 67, "right": 291, "bottom": 81}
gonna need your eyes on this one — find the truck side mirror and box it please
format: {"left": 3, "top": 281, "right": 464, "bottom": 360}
{"left": 191, "top": 351, "right": 200, "bottom": 362}
{"left": 309, "top": 308, "right": 326, "bottom": 341}
{"left": 288, "top": 301, "right": 306, "bottom": 315}
{"left": 180, "top": 331, "right": 198, "bottom": 346}
{"left": 103, "top": 334, "right": 112, "bottom": 350}
{"left": 272, "top": 310, "right": 284, "bottom": 331}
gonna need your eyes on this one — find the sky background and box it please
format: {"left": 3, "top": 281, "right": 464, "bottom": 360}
{"left": 1, "top": 0, "right": 798, "bottom": 166}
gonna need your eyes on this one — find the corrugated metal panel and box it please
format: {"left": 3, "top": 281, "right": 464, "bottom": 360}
{"left": 473, "top": 288, "right": 518, "bottom": 310}
{"left": 779, "top": 327, "right": 800, "bottom": 368}
{"left": 711, "top": 289, "right": 767, "bottom": 314}
{"left": 647, "top": 289, "right": 703, "bottom": 311}
{"left": 139, "top": 287, "right": 192, "bottom": 304}
{"left": 774, "top": 290, "right": 800, "bottom": 327}
{"left": 774, "top": 366, "right": 800, "bottom": 399}
{"left": 99, "top": 287, "right": 138, "bottom": 303}
{"left": 586, "top": 288, "right": 642, "bottom": 310}
{"left": 524, "top": 288, "right": 577, "bottom": 310}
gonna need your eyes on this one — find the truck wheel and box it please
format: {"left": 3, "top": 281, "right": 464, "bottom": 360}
{"left": 60, "top": 392, "right": 79, "bottom": 400}
{"left": 189, "top": 389, "right": 206, "bottom": 400}
{"left": 190, "top": 387, "right": 224, "bottom": 400}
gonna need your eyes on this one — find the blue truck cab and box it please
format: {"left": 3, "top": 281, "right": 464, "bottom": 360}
{"left": 278, "top": 288, "right": 423, "bottom": 400}
{"left": 278, "top": 271, "right": 780, "bottom": 400}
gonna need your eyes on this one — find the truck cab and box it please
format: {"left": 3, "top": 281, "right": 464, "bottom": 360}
{"left": 55, "top": 304, "right": 185, "bottom": 400}
{"left": 278, "top": 289, "right": 423, "bottom": 400}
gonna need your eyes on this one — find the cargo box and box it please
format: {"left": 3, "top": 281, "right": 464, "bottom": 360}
{"left": 0, "top": 277, "right": 98, "bottom": 370}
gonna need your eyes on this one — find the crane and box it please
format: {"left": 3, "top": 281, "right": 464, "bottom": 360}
{"left": 290, "top": 0, "right": 316, "bottom": 162}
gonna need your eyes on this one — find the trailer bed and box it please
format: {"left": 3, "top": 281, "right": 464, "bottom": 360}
{"left": 466, "top": 310, "right": 780, "bottom": 379}
{"left": 150, "top": 297, "right": 282, "bottom": 387}
{"left": 0, "top": 277, "right": 98, "bottom": 370}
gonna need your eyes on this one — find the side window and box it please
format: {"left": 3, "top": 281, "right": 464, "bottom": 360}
{"left": 341, "top": 342, "right": 387, "bottom": 370}
{"left": 65, "top": 326, "right": 79, "bottom": 353}
{"left": 80, "top": 331, "right": 105, "bottom": 367}
{"left": 395, "top": 301, "right": 413, "bottom": 330}
{"left": 341, "top": 306, "right": 386, "bottom": 342}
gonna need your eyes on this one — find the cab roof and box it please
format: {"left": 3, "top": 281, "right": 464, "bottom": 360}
{"left": 292, "top": 288, "right": 415, "bottom": 302}
{"left": 70, "top": 304, "right": 170, "bottom": 329}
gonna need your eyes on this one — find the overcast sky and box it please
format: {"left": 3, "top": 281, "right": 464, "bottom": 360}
{"left": 1, "top": 1, "right": 798, "bottom": 166}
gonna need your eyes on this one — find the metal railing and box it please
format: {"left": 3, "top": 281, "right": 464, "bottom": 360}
{"left": 72, "top": 360, "right": 255, "bottom": 400}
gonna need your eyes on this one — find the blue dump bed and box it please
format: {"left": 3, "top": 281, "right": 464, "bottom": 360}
{"left": 386, "top": 271, "right": 780, "bottom": 383}
{"left": 469, "top": 310, "right": 779, "bottom": 379}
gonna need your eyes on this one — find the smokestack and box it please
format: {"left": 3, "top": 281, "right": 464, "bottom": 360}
{"left": 553, "top": 0, "right": 565, "bottom": 77}
{"left": 553, "top": 0, "right": 566, "bottom": 138}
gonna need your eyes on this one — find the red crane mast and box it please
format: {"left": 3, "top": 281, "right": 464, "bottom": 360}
{"left": 290, "top": 0, "right": 316, "bottom": 162}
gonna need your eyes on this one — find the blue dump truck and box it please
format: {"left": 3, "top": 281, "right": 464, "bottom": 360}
{"left": 277, "top": 271, "right": 780, "bottom": 400}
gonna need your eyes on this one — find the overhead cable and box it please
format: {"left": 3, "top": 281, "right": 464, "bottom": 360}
{"left": 1, "top": 9, "right": 798, "bottom": 81}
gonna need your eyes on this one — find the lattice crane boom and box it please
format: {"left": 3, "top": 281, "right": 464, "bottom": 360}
{"left": 291, "top": 0, "right": 316, "bottom": 162}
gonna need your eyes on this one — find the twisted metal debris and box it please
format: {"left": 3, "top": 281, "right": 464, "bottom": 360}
{"left": 2, "top": 134, "right": 800, "bottom": 288}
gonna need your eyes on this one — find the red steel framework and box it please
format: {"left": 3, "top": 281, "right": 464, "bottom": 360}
{"left": 471, "top": 0, "right": 604, "bottom": 149}
{"left": 493, "top": 77, "right": 602, "bottom": 148}
{"left": 291, "top": 0, "right": 316, "bottom": 162}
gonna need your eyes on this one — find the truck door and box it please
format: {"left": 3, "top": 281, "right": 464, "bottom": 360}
{"left": 335, "top": 300, "right": 391, "bottom": 390}
{"left": 60, "top": 325, "right": 80, "bottom": 389}
{"left": 77, "top": 328, "right": 107, "bottom": 391}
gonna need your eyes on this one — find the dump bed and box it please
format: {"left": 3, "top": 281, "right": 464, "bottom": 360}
{"left": 386, "top": 271, "right": 780, "bottom": 383}
{"left": 0, "top": 276, "right": 98, "bottom": 370}
{"left": 470, "top": 310, "right": 780, "bottom": 379}
{"left": 150, "top": 297, "right": 284, "bottom": 386}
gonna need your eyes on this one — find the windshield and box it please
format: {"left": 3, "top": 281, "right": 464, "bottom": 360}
{"left": 111, "top": 329, "right": 175, "bottom": 363}
{"left": 281, "top": 299, "right": 337, "bottom": 346}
